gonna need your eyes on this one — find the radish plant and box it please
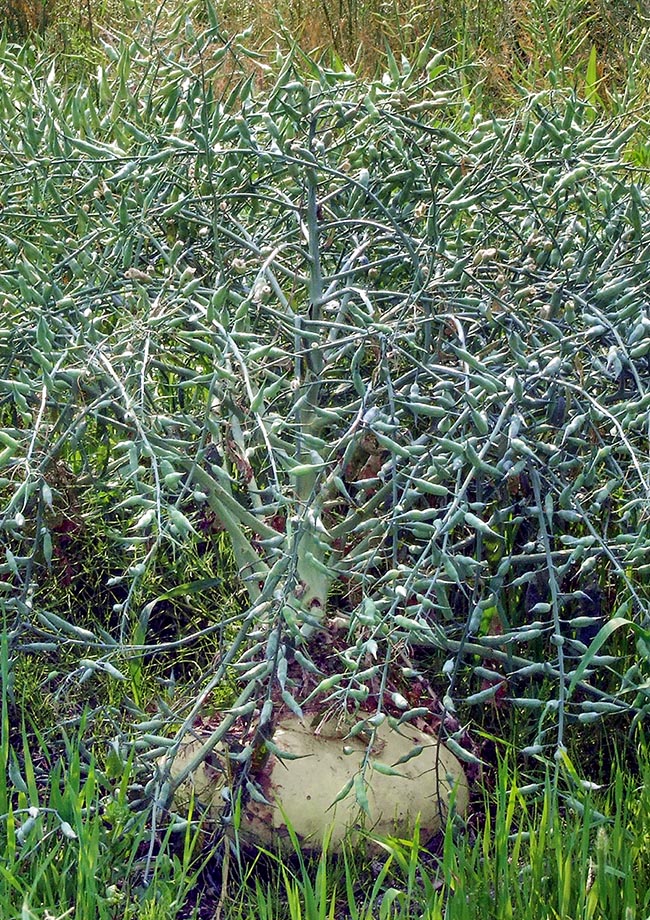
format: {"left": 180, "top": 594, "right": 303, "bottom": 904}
{"left": 0, "top": 16, "right": 649, "bottom": 846}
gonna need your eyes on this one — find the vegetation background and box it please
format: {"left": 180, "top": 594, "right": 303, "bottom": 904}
{"left": 1, "top": 0, "right": 650, "bottom": 917}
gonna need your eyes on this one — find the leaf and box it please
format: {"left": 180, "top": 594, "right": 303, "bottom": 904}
{"left": 567, "top": 616, "right": 646, "bottom": 698}
{"left": 370, "top": 760, "right": 404, "bottom": 778}
{"left": 325, "top": 777, "right": 354, "bottom": 812}
{"left": 585, "top": 45, "right": 601, "bottom": 109}
{"left": 168, "top": 506, "right": 197, "bottom": 535}
{"left": 353, "top": 773, "right": 370, "bottom": 816}
{"left": 280, "top": 689, "right": 304, "bottom": 719}
{"left": 141, "top": 578, "right": 223, "bottom": 616}
{"left": 264, "top": 738, "right": 310, "bottom": 762}
{"left": 9, "top": 753, "right": 28, "bottom": 794}
{"left": 59, "top": 820, "right": 77, "bottom": 840}
{"left": 463, "top": 511, "right": 502, "bottom": 539}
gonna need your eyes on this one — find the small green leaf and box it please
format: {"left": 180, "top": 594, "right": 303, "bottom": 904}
{"left": 246, "top": 781, "right": 272, "bottom": 805}
{"left": 59, "top": 820, "right": 77, "bottom": 840}
{"left": 370, "top": 760, "right": 404, "bottom": 778}
{"left": 9, "top": 753, "right": 28, "bottom": 794}
{"left": 264, "top": 739, "right": 309, "bottom": 762}
{"left": 585, "top": 45, "right": 601, "bottom": 109}
{"left": 354, "top": 773, "right": 370, "bottom": 815}
{"left": 463, "top": 511, "right": 501, "bottom": 539}
{"left": 326, "top": 777, "right": 354, "bottom": 812}
{"left": 567, "top": 615, "right": 646, "bottom": 698}
{"left": 280, "top": 689, "right": 304, "bottom": 719}
{"left": 168, "top": 506, "right": 197, "bottom": 535}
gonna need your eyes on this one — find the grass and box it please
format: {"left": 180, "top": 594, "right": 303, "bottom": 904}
{"left": 236, "top": 746, "right": 650, "bottom": 920}
{"left": 4, "top": 704, "right": 650, "bottom": 919}
{"left": 0, "top": 722, "right": 211, "bottom": 919}
{"left": 2, "top": 0, "right": 649, "bottom": 108}
{"left": 137, "top": 0, "right": 649, "bottom": 104}
{"left": 4, "top": 613, "right": 650, "bottom": 917}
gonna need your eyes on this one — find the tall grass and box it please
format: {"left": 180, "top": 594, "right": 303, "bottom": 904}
{"left": 3, "top": 728, "right": 650, "bottom": 918}
{"left": 6, "top": 619, "right": 650, "bottom": 918}
{"left": 0, "top": 697, "right": 210, "bottom": 918}
{"left": 238, "top": 747, "right": 650, "bottom": 920}
{"left": 1, "top": 0, "right": 649, "bottom": 108}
